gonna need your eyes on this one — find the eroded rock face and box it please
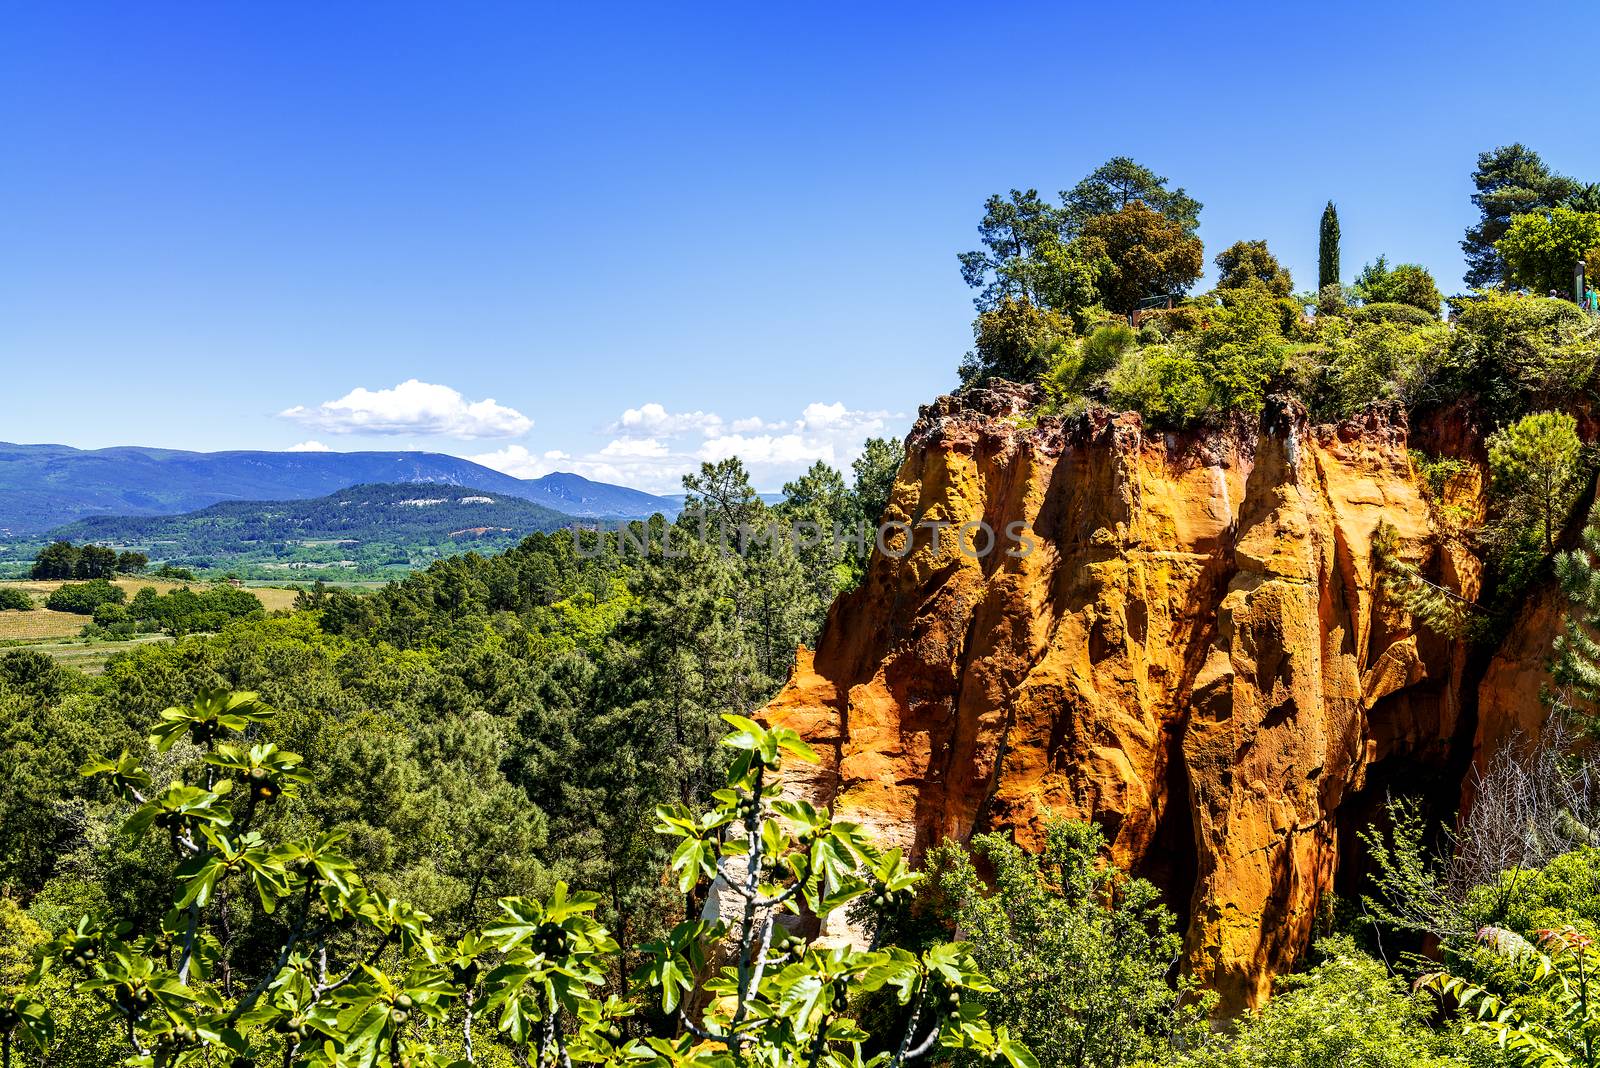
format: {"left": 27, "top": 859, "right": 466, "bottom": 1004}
{"left": 760, "top": 383, "right": 1491, "bottom": 1012}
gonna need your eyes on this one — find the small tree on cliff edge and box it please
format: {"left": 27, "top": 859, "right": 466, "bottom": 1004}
{"left": 1319, "top": 201, "right": 1341, "bottom": 290}
{"left": 1487, "top": 409, "right": 1582, "bottom": 552}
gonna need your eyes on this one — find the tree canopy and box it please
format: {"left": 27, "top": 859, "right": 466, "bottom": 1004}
{"left": 1078, "top": 203, "right": 1204, "bottom": 314}
{"left": 1462, "top": 143, "right": 1584, "bottom": 288}
{"left": 1214, "top": 240, "right": 1292, "bottom": 297}
{"left": 1497, "top": 205, "right": 1600, "bottom": 295}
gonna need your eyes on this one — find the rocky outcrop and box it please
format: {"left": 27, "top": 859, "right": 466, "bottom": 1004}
{"left": 760, "top": 383, "right": 1500, "bottom": 1013}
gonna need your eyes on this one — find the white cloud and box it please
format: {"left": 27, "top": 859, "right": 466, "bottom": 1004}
{"left": 281, "top": 379, "right": 533, "bottom": 439}
{"left": 698, "top": 433, "right": 830, "bottom": 466}
{"left": 468, "top": 444, "right": 569, "bottom": 479}
{"left": 616, "top": 403, "right": 725, "bottom": 437}
{"left": 471, "top": 400, "right": 904, "bottom": 495}
{"left": 597, "top": 437, "right": 669, "bottom": 458}
{"left": 286, "top": 440, "right": 331, "bottom": 452}
{"left": 799, "top": 401, "right": 849, "bottom": 429}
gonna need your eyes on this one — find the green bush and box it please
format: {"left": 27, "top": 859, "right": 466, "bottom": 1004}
{"left": 1081, "top": 322, "right": 1137, "bottom": 375}
{"left": 0, "top": 588, "right": 33, "bottom": 611}
{"left": 1105, "top": 344, "right": 1215, "bottom": 425}
{"left": 1419, "top": 292, "right": 1599, "bottom": 421}
{"left": 1464, "top": 848, "right": 1600, "bottom": 944}
{"left": 1181, "top": 937, "right": 1476, "bottom": 1068}
{"left": 927, "top": 821, "right": 1211, "bottom": 1068}
{"left": 1352, "top": 301, "right": 1438, "bottom": 326}
{"left": 1138, "top": 303, "right": 1210, "bottom": 337}
{"left": 959, "top": 297, "right": 1075, "bottom": 386}
{"left": 1320, "top": 320, "right": 1449, "bottom": 417}
{"left": 1317, "top": 283, "right": 1348, "bottom": 316}
{"left": 43, "top": 579, "right": 125, "bottom": 615}
{"left": 126, "top": 583, "right": 264, "bottom": 635}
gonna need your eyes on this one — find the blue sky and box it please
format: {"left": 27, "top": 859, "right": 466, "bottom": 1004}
{"left": 1, "top": 1, "right": 1595, "bottom": 491}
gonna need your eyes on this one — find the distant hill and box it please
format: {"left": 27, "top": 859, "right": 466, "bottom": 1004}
{"left": 520, "top": 472, "right": 680, "bottom": 519}
{"left": 47, "top": 483, "right": 583, "bottom": 578}
{"left": 0, "top": 443, "right": 679, "bottom": 533}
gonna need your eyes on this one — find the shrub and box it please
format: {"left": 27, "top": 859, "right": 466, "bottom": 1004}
{"left": 1105, "top": 344, "right": 1216, "bottom": 426}
{"left": 1183, "top": 937, "right": 1473, "bottom": 1068}
{"left": 1418, "top": 292, "right": 1599, "bottom": 420}
{"left": 1351, "top": 301, "right": 1438, "bottom": 326}
{"left": 0, "top": 588, "right": 33, "bottom": 611}
{"left": 927, "top": 821, "right": 1211, "bottom": 1068}
{"left": 1139, "top": 303, "right": 1210, "bottom": 336}
{"left": 1080, "top": 322, "right": 1136, "bottom": 377}
{"left": 1463, "top": 848, "right": 1600, "bottom": 943}
{"left": 1321, "top": 321, "right": 1449, "bottom": 416}
{"left": 959, "top": 298, "right": 1074, "bottom": 386}
{"left": 1316, "top": 282, "right": 1348, "bottom": 316}
{"left": 43, "top": 579, "right": 125, "bottom": 615}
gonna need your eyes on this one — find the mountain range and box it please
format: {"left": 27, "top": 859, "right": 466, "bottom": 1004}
{"left": 0, "top": 442, "right": 681, "bottom": 533}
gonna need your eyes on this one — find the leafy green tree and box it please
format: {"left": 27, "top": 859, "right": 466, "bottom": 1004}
{"left": 1319, "top": 201, "right": 1341, "bottom": 290}
{"left": 1488, "top": 410, "right": 1583, "bottom": 551}
{"left": 1214, "top": 240, "right": 1292, "bottom": 297}
{"left": 1077, "top": 203, "right": 1204, "bottom": 314}
{"left": 1061, "top": 156, "right": 1201, "bottom": 235}
{"left": 1352, "top": 255, "right": 1442, "bottom": 315}
{"left": 115, "top": 552, "right": 148, "bottom": 575}
{"left": 16, "top": 690, "right": 1036, "bottom": 1068}
{"left": 44, "top": 580, "right": 126, "bottom": 615}
{"left": 72, "top": 546, "right": 118, "bottom": 581}
{"left": 926, "top": 822, "right": 1209, "bottom": 1068}
{"left": 1463, "top": 143, "right": 1581, "bottom": 289}
{"left": 0, "top": 589, "right": 33, "bottom": 612}
{"left": 30, "top": 543, "right": 78, "bottom": 581}
{"left": 958, "top": 299, "right": 1075, "bottom": 386}
{"left": 1498, "top": 207, "right": 1600, "bottom": 296}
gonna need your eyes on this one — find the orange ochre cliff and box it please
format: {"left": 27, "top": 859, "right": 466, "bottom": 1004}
{"left": 758, "top": 382, "right": 1555, "bottom": 1013}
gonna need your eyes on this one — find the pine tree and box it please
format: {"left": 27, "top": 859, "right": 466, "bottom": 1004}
{"left": 1552, "top": 519, "right": 1600, "bottom": 721}
{"left": 1318, "top": 200, "right": 1341, "bottom": 290}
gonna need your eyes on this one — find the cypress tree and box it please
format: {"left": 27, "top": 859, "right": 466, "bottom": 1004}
{"left": 1318, "top": 200, "right": 1341, "bottom": 290}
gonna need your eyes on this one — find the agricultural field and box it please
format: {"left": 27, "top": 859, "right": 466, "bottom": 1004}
{"left": 0, "top": 576, "right": 299, "bottom": 643}
{"left": 15, "top": 635, "right": 173, "bottom": 674}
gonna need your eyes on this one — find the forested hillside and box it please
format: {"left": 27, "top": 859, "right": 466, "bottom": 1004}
{"left": 44, "top": 483, "right": 582, "bottom": 579}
